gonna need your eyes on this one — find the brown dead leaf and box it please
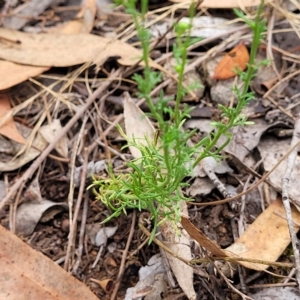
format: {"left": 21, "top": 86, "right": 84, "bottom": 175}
{"left": 0, "top": 28, "right": 158, "bottom": 69}
{"left": 58, "top": 0, "right": 97, "bottom": 34}
{"left": 0, "top": 0, "right": 96, "bottom": 90}
{"left": 226, "top": 199, "right": 300, "bottom": 270}
{"left": 170, "top": 0, "right": 271, "bottom": 8}
{"left": 183, "top": 199, "right": 300, "bottom": 271}
{"left": 0, "top": 225, "right": 99, "bottom": 300}
{"left": 213, "top": 43, "right": 249, "bottom": 80}
{"left": 0, "top": 131, "right": 46, "bottom": 171}
{"left": 0, "top": 61, "right": 48, "bottom": 90}
{"left": 16, "top": 199, "right": 68, "bottom": 237}
{"left": 181, "top": 216, "right": 228, "bottom": 257}
{"left": 0, "top": 91, "right": 26, "bottom": 144}
{"left": 161, "top": 203, "right": 196, "bottom": 300}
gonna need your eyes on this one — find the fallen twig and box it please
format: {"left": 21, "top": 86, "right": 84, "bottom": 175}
{"left": 281, "top": 115, "right": 300, "bottom": 286}
{"left": 191, "top": 140, "right": 300, "bottom": 206}
{"left": 64, "top": 147, "right": 89, "bottom": 271}
{"left": 110, "top": 210, "right": 136, "bottom": 300}
{"left": 0, "top": 69, "right": 121, "bottom": 212}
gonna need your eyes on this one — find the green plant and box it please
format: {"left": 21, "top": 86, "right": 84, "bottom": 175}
{"left": 89, "top": 0, "right": 266, "bottom": 241}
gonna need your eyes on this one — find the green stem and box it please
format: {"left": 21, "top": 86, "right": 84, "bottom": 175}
{"left": 192, "top": 1, "right": 265, "bottom": 168}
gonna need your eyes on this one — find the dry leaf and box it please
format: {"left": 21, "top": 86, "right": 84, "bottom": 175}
{"left": 0, "top": 0, "right": 96, "bottom": 90}
{"left": 258, "top": 136, "right": 300, "bottom": 210}
{"left": 72, "top": 160, "right": 107, "bottom": 187}
{"left": 213, "top": 43, "right": 249, "bottom": 80}
{"left": 0, "top": 225, "right": 99, "bottom": 300}
{"left": 250, "top": 287, "right": 300, "bottom": 300}
{"left": 170, "top": 0, "right": 271, "bottom": 8}
{"left": 0, "top": 28, "right": 158, "bottom": 68}
{"left": 0, "top": 60, "right": 48, "bottom": 90}
{"left": 182, "top": 199, "right": 300, "bottom": 271}
{"left": 94, "top": 226, "right": 118, "bottom": 247}
{"left": 15, "top": 199, "right": 68, "bottom": 237}
{"left": 161, "top": 202, "right": 196, "bottom": 300}
{"left": 90, "top": 278, "right": 114, "bottom": 293}
{"left": 3, "top": 0, "right": 54, "bottom": 30}
{"left": 23, "top": 173, "right": 43, "bottom": 203}
{"left": 0, "top": 91, "right": 26, "bottom": 144}
{"left": 0, "top": 124, "right": 48, "bottom": 171}
{"left": 226, "top": 199, "right": 300, "bottom": 270}
{"left": 181, "top": 216, "right": 228, "bottom": 257}
{"left": 151, "top": 16, "right": 239, "bottom": 41}
{"left": 58, "top": 0, "right": 97, "bottom": 34}
{"left": 124, "top": 254, "right": 166, "bottom": 299}
{"left": 123, "top": 93, "right": 155, "bottom": 158}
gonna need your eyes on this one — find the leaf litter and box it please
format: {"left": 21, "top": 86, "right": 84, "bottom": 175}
{"left": 1, "top": 0, "right": 300, "bottom": 300}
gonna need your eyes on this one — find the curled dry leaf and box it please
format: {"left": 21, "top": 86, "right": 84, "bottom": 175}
{"left": 124, "top": 254, "right": 166, "bottom": 300}
{"left": 0, "top": 91, "right": 26, "bottom": 144}
{"left": 94, "top": 226, "right": 118, "bottom": 247}
{"left": 55, "top": 0, "right": 97, "bottom": 34}
{"left": 72, "top": 160, "right": 107, "bottom": 187}
{"left": 213, "top": 43, "right": 249, "bottom": 80}
{"left": 0, "top": 125, "right": 48, "bottom": 172}
{"left": 0, "top": 119, "right": 68, "bottom": 171}
{"left": 15, "top": 199, "right": 68, "bottom": 237}
{"left": 90, "top": 278, "right": 114, "bottom": 293}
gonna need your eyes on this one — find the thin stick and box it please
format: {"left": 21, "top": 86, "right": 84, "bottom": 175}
{"left": 64, "top": 147, "right": 89, "bottom": 271}
{"left": 190, "top": 140, "right": 300, "bottom": 206}
{"left": 281, "top": 115, "right": 300, "bottom": 286}
{"left": 216, "top": 264, "right": 254, "bottom": 300}
{"left": 72, "top": 194, "right": 89, "bottom": 274}
{"left": 0, "top": 69, "right": 120, "bottom": 212}
{"left": 110, "top": 211, "right": 136, "bottom": 300}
